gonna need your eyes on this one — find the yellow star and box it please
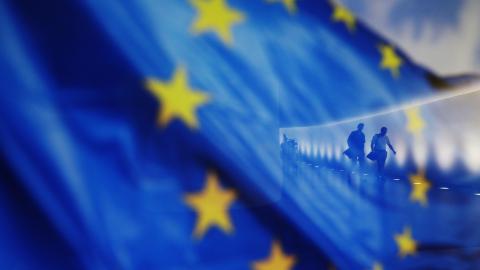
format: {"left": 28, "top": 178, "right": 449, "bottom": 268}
{"left": 394, "top": 227, "right": 417, "bottom": 258}
{"left": 253, "top": 241, "right": 296, "bottom": 270}
{"left": 331, "top": 2, "right": 356, "bottom": 31}
{"left": 373, "top": 262, "right": 383, "bottom": 270}
{"left": 190, "top": 0, "right": 245, "bottom": 45}
{"left": 184, "top": 171, "right": 237, "bottom": 238}
{"left": 145, "top": 67, "right": 209, "bottom": 129}
{"left": 405, "top": 107, "right": 425, "bottom": 136}
{"left": 379, "top": 44, "right": 403, "bottom": 78}
{"left": 267, "top": 0, "right": 297, "bottom": 14}
{"left": 409, "top": 171, "right": 431, "bottom": 206}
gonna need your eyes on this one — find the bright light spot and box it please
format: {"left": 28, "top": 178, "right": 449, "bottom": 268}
{"left": 335, "top": 145, "right": 342, "bottom": 160}
{"left": 412, "top": 136, "right": 428, "bottom": 168}
{"left": 319, "top": 144, "right": 325, "bottom": 158}
{"left": 462, "top": 132, "right": 480, "bottom": 173}
{"left": 434, "top": 134, "right": 455, "bottom": 170}
{"left": 326, "top": 144, "right": 332, "bottom": 159}
{"left": 394, "top": 139, "right": 407, "bottom": 166}
{"left": 439, "top": 187, "right": 449, "bottom": 190}
{"left": 313, "top": 144, "right": 318, "bottom": 157}
{"left": 306, "top": 143, "right": 311, "bottom": 156}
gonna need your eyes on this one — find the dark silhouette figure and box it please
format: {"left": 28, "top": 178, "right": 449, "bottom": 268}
{"left": 368, "top": 127, "right": 396, "bottom": 172}
{"left": 281, "top": 134, "right": 298, "bottom": 176}
{"left": 344, "top": 123, "right": 366, "bottom": 166}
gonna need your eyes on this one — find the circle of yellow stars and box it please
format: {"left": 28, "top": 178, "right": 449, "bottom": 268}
{"left": 143, "top": 0, "right": 426, "bottom": 268}
{"left": 146, "top": 0, "right": 407, "bottom": 130}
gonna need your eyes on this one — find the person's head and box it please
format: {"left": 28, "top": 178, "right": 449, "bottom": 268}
{"left": 357, "top": 123, "right": 364, "bottom": 131}
{"left": 380, "top": 126, "right": 388, "bottom": 135}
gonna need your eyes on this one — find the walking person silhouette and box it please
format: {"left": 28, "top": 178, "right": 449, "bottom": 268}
{"left": 368, "top": 127, "right": 396, "bottom": 173}
{"left": 344, "top": 123, "right": 366, "bottom": 167}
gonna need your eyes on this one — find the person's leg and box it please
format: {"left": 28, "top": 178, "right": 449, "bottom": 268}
{"left": 352, "top": 154, "right": 359, "bottom": 166}
{"left": 378, "top": 158, "right": 384, "bottom": 172}
{"left": 377, "top": 151, "right": 387, "bottom": 172}
{"left": 374, "top": 153, "right": 381, "bottom": 174}
{"left": 358, "top": 152, "right": 365, "bottom": 170}
{"left": 348, "top": 151, "right": 359, "bottom": 173}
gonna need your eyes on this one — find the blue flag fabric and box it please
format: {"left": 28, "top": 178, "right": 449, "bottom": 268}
{"left": 1, "top": 0, "right": 478, "bottom": 269}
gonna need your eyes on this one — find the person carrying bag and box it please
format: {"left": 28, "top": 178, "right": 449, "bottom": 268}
{"left": 367, "top": 127, "right": 396, "bottom": 172}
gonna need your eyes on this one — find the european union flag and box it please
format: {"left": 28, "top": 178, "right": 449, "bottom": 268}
{"left": 1, "top": 0, "right": 479, "bottom": 269}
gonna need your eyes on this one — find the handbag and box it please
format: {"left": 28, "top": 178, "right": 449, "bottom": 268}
{"left": 343, "top": 148, "right": 355, "bottom": 159}
{"left": 366, "top": 151, "right": 377, "bottom": 161}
